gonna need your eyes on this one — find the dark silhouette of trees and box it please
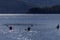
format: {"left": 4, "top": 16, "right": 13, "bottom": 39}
{"left": 26, "top": 5, "right": 60, "bottom": 13}
{"left": 27, "top": 7, "right": 42, "bottom": 13}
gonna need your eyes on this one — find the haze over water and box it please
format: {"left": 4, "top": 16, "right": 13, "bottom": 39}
{"left": 0, "top": 14, "right": 60, "bottom": 40}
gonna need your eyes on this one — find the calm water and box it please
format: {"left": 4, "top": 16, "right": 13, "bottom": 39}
{"left": 0, "top": 14, "right": 60, "bottom": 40}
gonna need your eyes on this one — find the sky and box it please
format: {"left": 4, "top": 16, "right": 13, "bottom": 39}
{"left": 21, "top": 0, "right": 60, "bottom": 7}
{"left": 0, "top": 0, "right": 60, "bottom": 13}
{"left": 1, "top": 0, "right": 60, "bottom": 6}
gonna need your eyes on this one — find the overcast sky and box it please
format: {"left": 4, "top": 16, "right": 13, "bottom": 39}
{"left": 0, "top": 0, "right": 60, "bottom": 13}
{"left": 21, "top": 0, "right": 60, "bottom": 7}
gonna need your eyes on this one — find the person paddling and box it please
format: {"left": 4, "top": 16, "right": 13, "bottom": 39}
{"left": 25, "top": 27, "right": 31, "bottom": 32}
{"left": 56, "top": 24, "right": 59, "bottom": 29}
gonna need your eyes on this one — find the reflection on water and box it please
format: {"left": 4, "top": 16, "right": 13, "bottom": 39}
{"left": 0, "top": 14, "right": 60, "bottom": 40}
